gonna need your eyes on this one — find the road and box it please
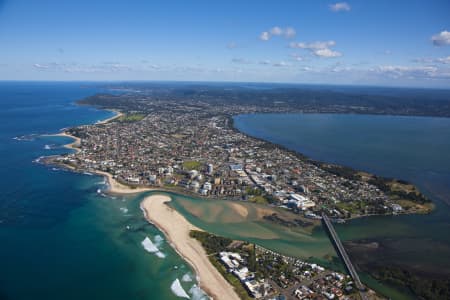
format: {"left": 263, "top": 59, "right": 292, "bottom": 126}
{"left": 322, "top": 213, "right": 369, "bottom": 300}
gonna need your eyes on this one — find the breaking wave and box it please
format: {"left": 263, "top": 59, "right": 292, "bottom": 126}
{"left": 189, "top": 284, "right": 209, "bottom": 300}
{"left": 13, "top": 134, "right": 39, "bottom": 141}
{"left": 154, "top": 234, "right": 164, "bottom": 246}
{"left": 141, "top": 236, "right": 166, "bottom": 258}
{"left": 181, "top": 273, "right": 193, "bottom": 282}
{"left": 170, "top": 278, "right": 190, "bottom": 299}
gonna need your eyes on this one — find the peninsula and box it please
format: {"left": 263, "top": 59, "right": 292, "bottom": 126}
{"left": 49, "top": 85, "right": 433, "bottom": 222}
{"left": 42, "top": 84, "right": 438, "bottom": 299}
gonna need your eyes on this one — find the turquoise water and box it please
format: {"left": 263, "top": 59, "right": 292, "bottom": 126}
{"left": 0, "top": 82, "right": 206, "bottom": 300}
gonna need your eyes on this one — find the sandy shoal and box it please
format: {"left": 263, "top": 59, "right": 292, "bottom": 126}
{"left": 141, "top": 194, "right": 240, "bottom": 300}
{"left": 230, "top": 202, "right": 249, "bottom": 218}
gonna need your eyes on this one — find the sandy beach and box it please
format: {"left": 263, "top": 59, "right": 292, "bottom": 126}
{"left": 96, "top": 109, "right": 123, "bottom": 124}
{"left": 141, "top": 194, "right": 240, "bottom": 300}
{"left": 94, "top": 170, "right": 154, "bottom": 194}
{"left": 47, "top": 132, "right": 82, "bottom": 153}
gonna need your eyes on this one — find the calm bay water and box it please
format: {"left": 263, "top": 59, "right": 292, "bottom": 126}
{"left": 233, "top": 113, "right": 450, "bottom": 299}
{"left": 0, "top": 82, "right": 205, "bottom": 300}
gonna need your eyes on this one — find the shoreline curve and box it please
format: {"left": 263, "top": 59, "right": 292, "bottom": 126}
{"left": 140, "top": 194, "right": 240, "bottom": 300}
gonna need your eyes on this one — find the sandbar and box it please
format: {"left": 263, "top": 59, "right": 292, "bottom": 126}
{"left": 141, "top": 194, "right": 240, "bottom": 300}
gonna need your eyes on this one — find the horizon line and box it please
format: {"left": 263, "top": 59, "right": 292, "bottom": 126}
{"left": 1, "top": 79, "right": 449, "bottom": 91}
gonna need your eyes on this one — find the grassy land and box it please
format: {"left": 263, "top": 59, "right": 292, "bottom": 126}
{"left": 182, "top": 160, "right": 202, "bottom": 170}
{"left": 117, "top": 113, "right": 146, "bottom": 122}
{"left": 395, "top": 199, "right": 434, "bottom": 214}
{"left": 189, "top": 230, "right": 232, "bottom": 254}
{"left": 335, "top": 201, "right": 364, "bottom": 215}
{"left": 249, "top": 195, "right": 269, "bottom": 204}
{"left": 318, "top": 164, "right": 431, "bottom": 203}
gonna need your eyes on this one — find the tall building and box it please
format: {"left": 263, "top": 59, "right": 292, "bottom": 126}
{"left": 207, "top": 163, "right": 214, "bottom": 175}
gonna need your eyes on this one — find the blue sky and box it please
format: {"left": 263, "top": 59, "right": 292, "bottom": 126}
{"left": 0, "top": 0, "right": 449, "bottom": 87}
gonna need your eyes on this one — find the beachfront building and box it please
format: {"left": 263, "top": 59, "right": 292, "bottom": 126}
{"left": 218, "top": 251, "right": 272, "bottom": 298}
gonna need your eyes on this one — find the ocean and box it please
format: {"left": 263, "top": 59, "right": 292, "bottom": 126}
{"left": 0, "top": 82, "right": 206, "bottom": 300}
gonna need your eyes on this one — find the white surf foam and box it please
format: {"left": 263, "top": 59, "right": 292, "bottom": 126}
{"left": 181, "top": 273, "right": 193, "bottom": 282}
{"left": 170, "top": 278, "right": 190, "bottom": 299}
{"left": 141, "top": 237, "right": 165, "bottom": 259}
{"left": 142, "top": 237, "right": 159, "bottom": 252}
{"left": 119, "top": 207, "right": 129, "bottom": 214}
{"left": 14, "top": 134, "right": 37, "bottom": 141}
{"left": 189, "top": 284, "right": 209, "bottom": 300}
{"left": 154, "top": 234, "right": 164, "bottom": 246}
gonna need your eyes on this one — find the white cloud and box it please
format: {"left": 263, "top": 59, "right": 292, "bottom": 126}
{"left": 33, "top": 63, "right": 50, "bottom": 69}
{"left": 329, "top": 2, "right": 351, "bottom": 12}
{"left": 290, "top": 53, "right": 303, "bottom": 61}
{"left": 290, "top": 40, "right": 341, "bottom": 58}
{"left": 314, "top": 48, "right": 342, "bottom": 58}
{"left": 32, "top": 62, "right": 139, "bottom": 73}
{"left": 284, "top": 27, "right": 296, "bottom": 38}
{"left": 372, "top": 65, "right": 448, "bottom": 80}
{"left": 259, "top": 31, "right": 270, "bottom": 41}
{"left": 437, "top": 56, "right": 450, "bottom": 64}
{"left": 259, "top": 26, "right": 296, "bottom": 41}
{"left": 413, "top": 56, "right": 450, "bottom": 64}
{"left": 290, "top": 40, "right": 336, "bottom": 50}
{"left": 431, "top": 30, "right": 450, "bottom": 46}
{"left": 270, "top": 26, "right": 283, "bottom": 36}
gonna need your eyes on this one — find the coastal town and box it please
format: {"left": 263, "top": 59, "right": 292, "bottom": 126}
{"left": 51, "top": 91, "right": 432, "bottom": 222}
{"left": 42, "top": 89, "right": 435, "bottom": 300}
{"left": 43, "top": 90, "right": 433, "bottom": 299}
{"left": 189, "top": 229, "right": 380, "bottom": 300}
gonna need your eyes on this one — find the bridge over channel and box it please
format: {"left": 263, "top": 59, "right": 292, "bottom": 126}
{"left": 322, "top": 213, "right": 368, "bottom": 298}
